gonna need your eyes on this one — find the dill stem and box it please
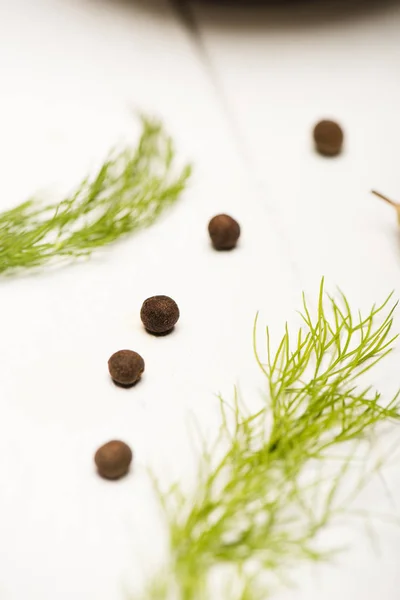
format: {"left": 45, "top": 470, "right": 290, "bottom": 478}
{"left": 371, "top": 189, "right": 398, "bottom": 207}
{"left": 147, "top": 281, "right": 400, "bottom": 600}
{"left": 0, "top": 117, "right": 191, "bottom": 275}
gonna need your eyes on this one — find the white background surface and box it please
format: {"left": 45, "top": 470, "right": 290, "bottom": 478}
{"left": 0, "top": 0, "right": 400, "bottom": 598}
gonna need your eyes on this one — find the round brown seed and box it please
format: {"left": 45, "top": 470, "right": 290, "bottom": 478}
{"left": 208, "top": 214, "right": 240, "bottom": 250}
{"left": 140, "top": 295, "right": 179, "bottom": 335}
{"left": 95, "top": 440, "right": 133, "bottom": 480}
{"left": 313, "top": 120, "right": 344, "bottom": 157}
{"left": 108, "top": 350, "right": 145, "bottom": 386}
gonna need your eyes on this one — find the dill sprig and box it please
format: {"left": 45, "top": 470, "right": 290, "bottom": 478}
{"left": 146, "top": 280, "right": 400, "bottom": 600}
{"left": 0, "top": 117, "right": 191, "bottom": 274}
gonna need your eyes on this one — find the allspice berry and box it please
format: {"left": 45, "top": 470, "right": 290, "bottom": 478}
{"left": 140, "top": 295, "right": 179, "bottom": 335}
{"left": 108, "top": 349, "right": 144, "bottom": 386}
{"left": 313, "top": 120, "right": 344, "bottom": 157}
{"left": 208, "top": 214, "right": 240, "bottom": 250}
{"left": 95, "top": 440, "right": 133, "bottom": 480}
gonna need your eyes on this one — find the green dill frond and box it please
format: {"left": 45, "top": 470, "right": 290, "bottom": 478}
{"left": 0, "top": 117, "right": 191, "bottom": 274}
{"left": 146, "top": 280, "right": 400, "bottom": 600}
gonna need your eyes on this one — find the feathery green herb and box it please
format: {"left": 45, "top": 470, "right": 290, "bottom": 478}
{"left": 0, "top": 117, "right": 190, "bottom": 274}
{"left": 145, "top": 280, "right": 400, "bottom": 600}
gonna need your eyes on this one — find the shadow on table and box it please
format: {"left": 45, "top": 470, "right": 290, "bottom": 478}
{"left": 126, "top": 0, "right": 400, "bottom": 29}
{"left": 92, "top": 0, "right": 173, "bottom": 20}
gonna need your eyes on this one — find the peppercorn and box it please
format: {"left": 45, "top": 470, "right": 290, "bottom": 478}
{"left": 94, "top": 440, "right": 133, "bottom": 480}
{"left": 208, "top": 214, "right": 240, "bottom": 250}
{"left": 313, "top": 120, "right": 344, "bottom": 157}
{"left": 108, "top": 349, "right": 145, "bottom": 386}
{"left": 140, "top": 295, "right": 180, "bottom": 335}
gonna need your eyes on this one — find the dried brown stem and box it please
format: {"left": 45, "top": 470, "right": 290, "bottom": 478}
{"left": 371, "top": 190, "right": 399, "bottom": 207}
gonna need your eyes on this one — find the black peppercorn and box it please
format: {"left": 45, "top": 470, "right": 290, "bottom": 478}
{"left": 208, "top": 214, "right": 240, "bottom": 250}
{"left": 94, "top": 440, "right": 133, "bottom": 480}
{"left": 108, "top": 350, "right": 144, "bottom": 386}
{"left": 140, "top": 295, "right": 180, "bottom": 335}
{"left": 313, "top": 120, "right": 344, "bottom": 157}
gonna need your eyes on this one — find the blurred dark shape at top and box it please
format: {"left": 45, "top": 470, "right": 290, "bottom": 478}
{"left": 103, "top": 0, "right": 400, "bottom": 30}
{"left": 177, "top": 0, "right": 400, "bottom": 29}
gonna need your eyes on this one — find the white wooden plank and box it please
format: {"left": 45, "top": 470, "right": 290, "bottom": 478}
{"left": 0, "top": 1, "right": 299, "bottom": 599}
{"left": 188, "top": 2, "right": 400, "bottom": 292}
{"left": 185, "top": 1, "right": 400, "bottom": 598}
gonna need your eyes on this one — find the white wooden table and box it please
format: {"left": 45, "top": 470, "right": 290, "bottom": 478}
{"left": 0, "top": 1, "right": 400, "bottom": 598}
